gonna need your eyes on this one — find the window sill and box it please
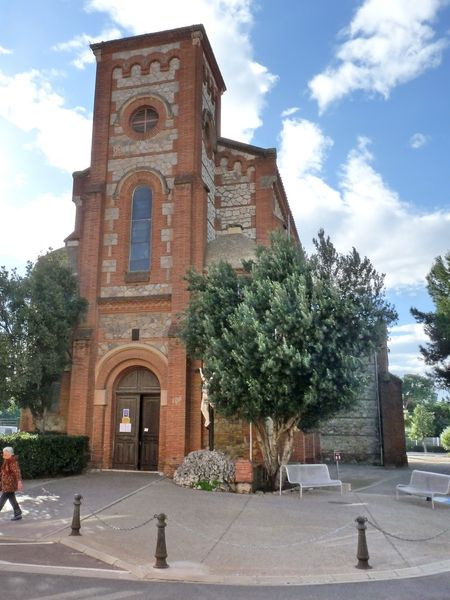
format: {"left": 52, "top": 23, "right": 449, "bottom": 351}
{"left": 125, "top": 271, "right": 150, "bottom": 283}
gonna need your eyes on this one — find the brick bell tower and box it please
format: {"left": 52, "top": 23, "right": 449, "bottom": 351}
{"left": 65, "top": 26, "right": 227, "bottom": 472}
{"left": 64, "top": 22, "right": 306, "bottom": 475}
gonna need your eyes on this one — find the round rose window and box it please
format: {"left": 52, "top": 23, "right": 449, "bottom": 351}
{"left": 130, "top": 106, "right": 158, "bottom": 133}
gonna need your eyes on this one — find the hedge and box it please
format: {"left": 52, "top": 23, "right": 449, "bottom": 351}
{"left": 0, "top": 433, "right": 90, "bottom": 479}
{"left": 406, "top": 443, "right": 447, "bottom": 453}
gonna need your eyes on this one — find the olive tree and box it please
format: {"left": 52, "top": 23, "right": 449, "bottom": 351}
{"left": 180, "top": 232, "right": 396, "bottom": 488}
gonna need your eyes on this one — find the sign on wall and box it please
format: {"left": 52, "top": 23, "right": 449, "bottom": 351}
{"left": 119, "top": 408, "right": 132, "bottom": 432}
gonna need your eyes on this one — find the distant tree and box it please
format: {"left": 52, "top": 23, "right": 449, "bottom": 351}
{"left": 411, "top": 251, "right": 450, "bottom": 390}
{"left": 402, "top": 375, "right": 450, "bottom": 437}
{"left": 441, "top": 426, "right": 450, "bottom": 451}
{"left": 0, "top": 266, "right": 26, "bottom": 411}
{"left": 402, "top": 374, "right": 437, "bottom": 411}
{"left": 0, "top": 251, "right": 86, "bottom": 431}
{"left": 429, "top": 400, "right": 450, "bottom": 437}
{"left": 410, "top": 405, "right": 435, "bottom": 452}
{"left": 180, "top": 231, "right": 397, "bottom": 488}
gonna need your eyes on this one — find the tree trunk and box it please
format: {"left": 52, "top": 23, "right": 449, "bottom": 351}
{"left": 42, "top": 407, "right": 48, "bottom": 434}
{"left": 253, "top": 416, "right": 299, "bottom": 490}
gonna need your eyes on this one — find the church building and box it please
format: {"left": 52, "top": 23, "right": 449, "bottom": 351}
{"left": 58, "top": 25, "right": 406, "bottom": 474}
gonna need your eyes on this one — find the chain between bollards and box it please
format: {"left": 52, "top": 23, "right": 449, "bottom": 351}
{"left": 70, "top": 493, "right": 83, "bottom": 536}
{"left": 355, "top": 515, "right": 371, "bottom": 569}
{"left": 153, "top": 513, "right": 169, "bottom": 569}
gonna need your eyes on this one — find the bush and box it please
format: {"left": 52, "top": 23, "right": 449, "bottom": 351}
{"left": 441, "top": 426, "right": 450, "bottom": 451}
{"left": 194, "top": 479, "right": 221, "bottom": 491}
{"left": 0, "top": 433, "right": 89, "bottom": 478}
{"left": 428, "top": 445, "right": 448, "bottom": 453}
{"left": 174, "top": 450, "right": 235, "bottom": 491}
{"left": 406, "top": 442, "right": 447, "bottom": 453}
{"left": 405, "top": 438, "right": 416, "bottom": 451}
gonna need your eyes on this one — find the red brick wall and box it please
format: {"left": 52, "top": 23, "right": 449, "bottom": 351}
{"left": 378, "top": 373, "right": 407, "bottom": 467}
{"left": 291, "top": 430, "right": 322, "bottom": 463}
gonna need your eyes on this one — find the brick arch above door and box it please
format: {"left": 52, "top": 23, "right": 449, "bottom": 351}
{"left": 117, "top": 365, "right": 160, "bottom": 393}
{"left": 95, "top": 343, "right": 168, "bottom": 406}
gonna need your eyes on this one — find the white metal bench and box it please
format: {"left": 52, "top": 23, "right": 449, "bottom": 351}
{"left": 396, "top": 470, "right": 450, "bottom": 509}
{"left": 279, "top": 463, "right": 343, "bottom": 498}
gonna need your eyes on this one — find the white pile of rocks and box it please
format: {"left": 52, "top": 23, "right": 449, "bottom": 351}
{"left": 173, "top": 449, "right": 236, "bottom": 491}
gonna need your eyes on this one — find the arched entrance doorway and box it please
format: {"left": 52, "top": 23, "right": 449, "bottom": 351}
{"left": 113, "top": 367, "right": 160, "bottom": 470}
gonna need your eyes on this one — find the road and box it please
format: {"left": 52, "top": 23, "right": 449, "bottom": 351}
{"left": 0, "top": 539, "right": 121, "bottom": 570}
{"left": 0, "top": 571, "right": 449, "bottom": 599}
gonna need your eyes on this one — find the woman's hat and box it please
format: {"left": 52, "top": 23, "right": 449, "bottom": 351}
{"left": 3, "top": 446, "right": 14, "bottom": 455}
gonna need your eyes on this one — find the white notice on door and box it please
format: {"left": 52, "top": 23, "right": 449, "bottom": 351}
{"left": 119, "top": 423, "right": 131, "bottom": 432}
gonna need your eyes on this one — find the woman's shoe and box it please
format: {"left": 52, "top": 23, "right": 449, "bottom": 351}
{"left": 11, "top": 514, "right": 22, "bottom": 521}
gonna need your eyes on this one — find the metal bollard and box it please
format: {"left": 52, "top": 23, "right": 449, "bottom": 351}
{"left": 70, "top": 494, "right": 83, "bottom": 536}
{"left": 355, "top": 516, "right": 371, "bottom": 569}
{"left": 153, "top": 513, "right": 169, "bottom": 569}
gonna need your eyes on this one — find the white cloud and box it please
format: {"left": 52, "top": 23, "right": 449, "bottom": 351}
{"left": 276, "top": 118, "right": 444, "bottom": 377}
{"left": 0, "top": 191, "right": 75, "bottom": 269}
{"left": 0, "top": 69, "right": 92, "bottom": 173}
{"left": 0, "top": 143, "right": 27, "bottom": 190}
{"left": 308, "top": 0, "right": 449, "bottom": 112}
{"left": 338, "top": 138, "right": 450, "bottom": 287}
{"left": 389, "top": 323, "right": 428, "bottom": 346}
{"left": 388, "top": 323, "right": 429, "bottom": 377}
{"left": 78, "top": 0, "right": 277, "bottom": 142}
{"left": 281, "top": 107, "right": 300, "bottom": 118}
{"left": 410, "top": 132, "right": 430, "bottom": 148}
{"left": 0, "top": 45, "right": 12, "bottom": 55}
{"left": 388, "top": 353, "right": 428, "bottom": 377}
{"left": 52, "top": 27, "right": 122, "bottom": 69}
{"left": 278, "top": 117, "right": 450, "bottom": 289}
{"left": 278, "top": 118, "right": 334, "bottom": 178}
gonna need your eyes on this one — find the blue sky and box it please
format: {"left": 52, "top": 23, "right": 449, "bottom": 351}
{"left": 1, "top": 0, "right": 449, "bottom": 381}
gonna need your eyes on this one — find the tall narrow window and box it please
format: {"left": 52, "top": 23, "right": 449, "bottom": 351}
{"left": 129, "top": 185, "right": 152, "bottom": 272}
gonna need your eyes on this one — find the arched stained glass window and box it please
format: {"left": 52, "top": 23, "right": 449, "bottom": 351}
{"left": 129, "top": 185, "right": 152, "bottom": 272}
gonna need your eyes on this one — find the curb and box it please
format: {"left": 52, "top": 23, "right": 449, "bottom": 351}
{"left": 60, "top": 535, "right": 450, "bottom": 586}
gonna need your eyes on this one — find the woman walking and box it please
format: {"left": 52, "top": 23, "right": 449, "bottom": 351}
{"left": 0, "top": 446, "right": 23, "bottom": 520}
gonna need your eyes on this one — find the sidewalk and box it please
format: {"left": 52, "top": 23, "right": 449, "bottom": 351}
{"left": 0, "top": 456, "right": 449, "bottom": 585}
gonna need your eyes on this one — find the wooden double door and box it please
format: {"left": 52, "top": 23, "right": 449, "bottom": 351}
{"left": 113, "top": 368, "right": 160, "bottom": 470}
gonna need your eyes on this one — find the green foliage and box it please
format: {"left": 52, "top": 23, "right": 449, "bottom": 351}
{"left": 0, "top": 404, "right": 20, "bottom": 422}
{"left": 0, "top": 433, "right": 89, "bottom": 479}
{"left": 432, "top": 400, "right": 450, "bottom": 437}
{"left": 441, "top": 426, "right": 450, "bottom": 451}
{"left": 402, "top": 374, "right": 437, "bottom": 410}
{"left": 401, "top": 374, "right": 450, "bottom": 437}
{"left": 179, "top": 231, "right": 396, "bottom": 484}
{"left": 409, "top": 405, "right": 435, "bottom": 449}
{"left": 0, "top": 250, "right": 87, "bottom": 425}
{"left": 0, "top": 266, "right": 26, "bottom": 409}
{"left": 411, "top": 251, "right": 450, "bottom": 390}
{"left": 406, "top": 441, "right": 447, "bottom": 453}
{"left": 181, "top": 232, "right": 396, "bottom": 427}
{"left": 194, "top": 479, "right": 221, "bottom": 491}
{"left": 401, "top": 373, "right": 450, "bottom": 438}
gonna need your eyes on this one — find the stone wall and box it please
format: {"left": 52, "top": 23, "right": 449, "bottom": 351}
{"left": 215, "top": 146, "right": 257, "bottom": 239}
{"left": 320, "top": 359, "right": 383, "bottom": 464}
